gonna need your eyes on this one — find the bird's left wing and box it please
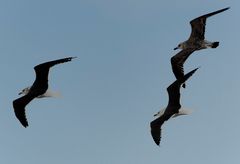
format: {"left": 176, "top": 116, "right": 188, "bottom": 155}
{"left": 171, "top": 49, "right": 195, "bottom": 82}
{"left": 188, "top": 7, "right": 230, "bottom": 41}
{"left": 150, "top": 117, "right": 165, "bottom": 146}
{"left": 13, "top": 94, "right": 35, "bottom": 128}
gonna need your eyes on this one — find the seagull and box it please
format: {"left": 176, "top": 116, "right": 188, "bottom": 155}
{"left": 150, "top": 68, "right": 198, "bottom": 146}
{"left": 13, "top": 57, "right": 76, "bottom": 128}
{"left": 174, "top": 7, "right": 230, "bottom": 51}
{"left": 172, "top": 7, "right": 229, "bottom": 88}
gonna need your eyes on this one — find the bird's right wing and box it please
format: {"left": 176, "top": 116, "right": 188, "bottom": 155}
{"left": 13, "top": 94, "right": 35, "bottom": 128}
{"left": 167, "top": 68, "right": 198, "bottom": 107}
{"left": 171, "top": 49, "right": 195, "bottom": 81}
{"left": 33, "top": 57, "right": 76, "bottom": 84}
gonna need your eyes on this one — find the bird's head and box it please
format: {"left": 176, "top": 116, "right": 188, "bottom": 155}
{"left": 19, "top": 87, "right": 31, "bottom": 95}
{"left": 153, "top": 108, "right": 166, "bottom": 117}
{"left": 174, "top": 42, "right": 184, "bottom": 50}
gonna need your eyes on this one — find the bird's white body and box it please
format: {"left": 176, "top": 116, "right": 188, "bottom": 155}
{"left": 154, "top": 107, "right": 192, "bottom": 118}
{"left": 177, "top": 40, "right": 215, "bottom": 50}
{"left": 19, "top": 86, "right": 61, "bottom": 98}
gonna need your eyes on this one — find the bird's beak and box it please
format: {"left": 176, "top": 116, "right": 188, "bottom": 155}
{"left": 153, "top": 113, "right": 158, "bottom": 117}
{"left": 173, "top": 47, "right": 178, "bottom": 50}
{"left": 18, "top": 91, "right": 23, "bottom": 95}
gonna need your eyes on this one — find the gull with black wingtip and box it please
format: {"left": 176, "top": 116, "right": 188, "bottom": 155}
{"left": 13, "top": 57, "right": 76, "bottom": 128}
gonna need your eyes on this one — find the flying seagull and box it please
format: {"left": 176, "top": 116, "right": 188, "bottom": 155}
{"left": 150, "top": 68, "right": 198, "bottom": 146}
{"left": 172, "top": 7, "right": 229, "bottom": 88}
{"left": 174, "top": 7, "right": 229, "bottom": 50}
{"left": 13, "top": 57, "right": 76, "bottom": 128}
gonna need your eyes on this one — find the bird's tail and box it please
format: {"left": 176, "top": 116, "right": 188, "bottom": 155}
{"left": 47, "top": 90, "right": 61, "bottom": 98}
{"left": 39, "top": 89, "right": 61, "bottom": 98}
{"left": 172, "top": 108, "right": 193, "bottom": 118}
{"left": 211, "top": 42, "right": 219, "bottom": 48}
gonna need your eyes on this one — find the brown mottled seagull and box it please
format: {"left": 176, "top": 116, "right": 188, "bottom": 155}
{"left": 13, "top": 57, "right": 76, "bottom": 128}
{"left": 150, "top": 68, "right": 198, "bottom": 146}
{"left": 172, "top": 7, "right": 229, "bottom": 88}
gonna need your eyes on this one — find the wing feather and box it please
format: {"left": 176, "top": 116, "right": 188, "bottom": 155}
{"left": 33, "top": 57, "right": 76, "bottom": 86}
{"left": 13, "top": 95, "right": 35, "bottom": 128}
{"left": 188, "top": 7, "right": 230, "bottom": 41}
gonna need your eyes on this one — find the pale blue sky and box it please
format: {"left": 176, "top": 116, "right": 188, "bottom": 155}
{"left": 0, "top": 0, "right": 239, "bottom": 163}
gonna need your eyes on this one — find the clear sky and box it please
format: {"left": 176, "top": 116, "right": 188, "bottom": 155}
{"left": 0, "top": 0, "right": 238, "bottom": 163}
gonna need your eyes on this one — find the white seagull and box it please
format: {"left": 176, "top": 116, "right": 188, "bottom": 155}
{"left": 172, "top": 7, "right": 229, "bottom": 88}
{"left": 150, "top": 68, "right": 198, "bottom": 146}
{"left": 13, "top": 57, "right": 76, "bottom": 128}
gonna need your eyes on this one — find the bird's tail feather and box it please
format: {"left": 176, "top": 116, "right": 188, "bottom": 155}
{"left": 47, "top": 90, "right": 61, "bottom": 98}
{"left": 211, "top": 42, "right": 219, "bottom": 48}
{"left": 38, "top": 89, "right": 61, "bottom": 98}
{"left": 172, "top": 108, "right": 193, "bottom": 118}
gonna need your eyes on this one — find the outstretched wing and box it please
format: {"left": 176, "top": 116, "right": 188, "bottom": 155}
{"left": 167, "top": 68, "right": 198, "bottom": 108}
{"left": 188, "top": 7, "right": 230, "bottom": 41}
{"left": 150, "top": 111, "right": 176, "bottom": 146}
{"left": 33, "top": 57, "right": 76, "bottom": 87}
{"left": 171, "top": 49, "right": 195, "bottom": 82}
{"left": 13, "top": 94, "right": 35, "bottom": 127}
{"left": 150, "top": 117, "right": 165, "bottom": 146}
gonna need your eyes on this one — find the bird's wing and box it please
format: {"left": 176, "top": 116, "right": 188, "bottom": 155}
{"left": 150, "top": 112, "right": 174, "bottom": 146}
{"left": 33, "top": 57, "right": 76, "bottom": 85}
{"left": 188, "top": 7, "right": 230, "bottom": 41}
{"left": 13, "top": 94, "right": 35, "bottom": 127}
{"left": 150, "top": 117, "right": 165, "bottom": 146}
{"left": 171, "top": 49, "right": 195, "bottom": 81}
{"left": 167, "top": 68, "right": 198, "bottom": 108}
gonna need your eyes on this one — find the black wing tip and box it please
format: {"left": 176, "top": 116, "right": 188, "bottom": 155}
{"left": 16, "top": 115, "right": 29, "bottom": 128}
{"left": 152, "top": 135, "right": 160, "bottom": 146}
{"left": 150, "top": 124, "right": 161, "bottom": 146}
{"left": 189, "top": 67, "right": 200, "bottom": 74}
{"left": 217, "top": 7, "right": 230, "bottom": 13}
{"left": 34, "top": 56, "right": 77, "bottom": 68}
{"left": 64, "top": 56, "right": 77, "bottom": 62}
{"left": 191, "top": 7, "right": 230, "bottom": 23}
{"left": 223, "top": 7, "right": 230, "bottom": 10}
{"left": 13, "top": 100, "right": 29, "bottom": 128}
{"left": 22, "top": 123, "right": 29, "bottom": 128}
{"left": 189, "top": 67, "right": 199, "bottom": 75}
{"left": 209, "top": 6, "right": 230, "bottom": 16}
{"left": 154, "top": 140, "right": 160, "bottom": 146}
{"left": 208, "top": 6, "right": 230, "bottom": 14}
{"left": 193, "top": 67, "right": 200, "bottom": 72}
{"left": 181, "top": 67, "right": 199, "bottom": 83}
{"left": 68, "top": 56, "right": 77, "bottom": 60}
